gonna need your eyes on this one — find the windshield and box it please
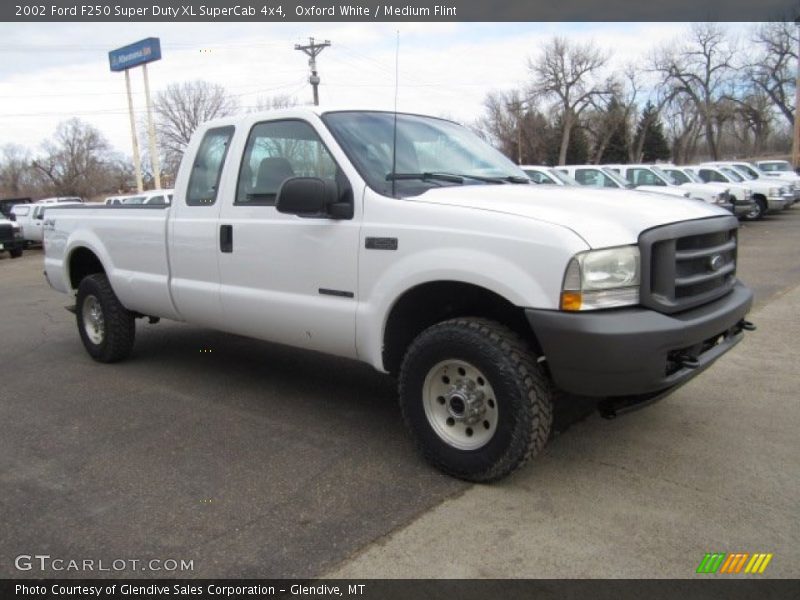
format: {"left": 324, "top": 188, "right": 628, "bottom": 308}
{"left": 683, "top": 169, "right": 704, "bottom": 184}
{"left": 323, "top": 111, "right": 528, "bottom": 197}
{"left": 548, "top": 168, "right": 578, "bottom": 185}
{"left": 651, "top": 166, "right": 679, "bottom": 185}
{"left": 720, "top": 167, "right": 744, "bottom": 182}
{"left": 730, "top": 165, "right": 758, "bottom": 180}
{"left": 664, "top": 168, "right": 689, "bottom": 184}
{"left": 760, "top": 161, "right": 790, "bottom": 172}
{"left": 600, "top": 167, "right": 633, "bottom": 188}
{"left": 523, "top": 169, "right": 556, "bottom": 184}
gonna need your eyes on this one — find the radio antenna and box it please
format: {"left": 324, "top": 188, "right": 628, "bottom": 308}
{"left": 391, "top": 30, "right": 400, "bottom": 198}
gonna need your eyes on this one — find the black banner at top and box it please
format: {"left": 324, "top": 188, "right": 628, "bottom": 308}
{"left": 4, "top": 0, "right": 800, "bottom": 22}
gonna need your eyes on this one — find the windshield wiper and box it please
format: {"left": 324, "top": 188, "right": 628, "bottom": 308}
{"left": 386, "top": 172, "right": 465, "bottom": 184}
{"left": 386, "top": 172, "right": 528, "bottom": 184}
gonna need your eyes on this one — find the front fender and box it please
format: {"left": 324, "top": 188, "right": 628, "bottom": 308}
{"left": 355, "top": 245, "right": 575, "bottom": 371}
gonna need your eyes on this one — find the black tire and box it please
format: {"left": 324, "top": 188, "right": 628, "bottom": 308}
{"left": 76, "top": 273, "right": 135, "bottom": 363}
{"left": 10, "top": 248, "right": 22, "bottom": 258}
{"left": 743, "top": 197, "right": 766, "bottom": 221}
{"left": 398, "top": 318, "right": 553, "bottom": 482}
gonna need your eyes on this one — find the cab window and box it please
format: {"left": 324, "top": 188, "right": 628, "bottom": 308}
{"left": 574, "top": 168, "right": 618, "bottom": 187}
{"left": 629, "top": 168, "right": 664, "bottom": 186}
{"left": 186, "top": 126, "right": 235, "bottom": 206}
{"left": 236, "top": 119, "right": 348, "bottom": 206}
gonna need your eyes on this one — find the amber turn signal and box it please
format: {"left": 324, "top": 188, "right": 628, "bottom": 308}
{"left": 560, "top": 291, "right": 582, "bottom": 311}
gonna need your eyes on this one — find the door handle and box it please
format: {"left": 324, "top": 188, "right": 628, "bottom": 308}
{"left": 220, "top": 224, "right": 233, "bottom": 253}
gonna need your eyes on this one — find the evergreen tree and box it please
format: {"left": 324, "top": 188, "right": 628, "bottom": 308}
{"left": 597, "top": 98, "right": 630, "bottom": 163}
{"left": 566, "top": 125, "right": 590, "bottom": 165}
{"left": 600, "top": 124, "right": 629, "bottom": 163}
{"left": 636, "top": 102, "right": 671, "bottom": 162}
{"left": 545, "top": 116, "right": 589, "bottom": 165}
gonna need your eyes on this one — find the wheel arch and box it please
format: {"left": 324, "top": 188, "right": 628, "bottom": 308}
{"left": 381, "top": 280, "right": 542, "bottom": 376}
{"left": 67, "top": 246, "right": 107, "bottom": 290}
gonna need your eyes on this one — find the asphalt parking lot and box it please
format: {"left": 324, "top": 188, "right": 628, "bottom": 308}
{"left": 1, "top": 208, "right": 799, "bottom": 579}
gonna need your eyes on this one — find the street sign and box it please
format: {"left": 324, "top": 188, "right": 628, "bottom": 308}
{"left": 109, "top": 37, "right": 161, "bottom": 72}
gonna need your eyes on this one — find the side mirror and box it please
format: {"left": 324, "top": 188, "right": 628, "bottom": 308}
{"left": 276, "top": 177, "right": 342, "bottom": 218}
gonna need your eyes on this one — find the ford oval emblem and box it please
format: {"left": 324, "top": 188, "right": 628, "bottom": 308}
{"left": 709, "top": 254, "right": 724, "bottom": 271}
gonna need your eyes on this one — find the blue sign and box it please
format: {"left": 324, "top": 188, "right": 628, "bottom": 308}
{"left": 109, "top": 38, "right": 161, "bottom": 72}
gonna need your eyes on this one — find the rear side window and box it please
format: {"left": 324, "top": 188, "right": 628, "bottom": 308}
{"left": 13, "top": 205, "right": 30, "bottom": 216}
{"left": 187, "top": 126, "right": 235, "bottom": 206}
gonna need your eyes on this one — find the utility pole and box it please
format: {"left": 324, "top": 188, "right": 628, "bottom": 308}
{"left": 294, "top": 37, "right": 331, "bottom": 106}
{"left": 793, "top": 18, "right": 800, "bottom": 169}
{"left": 507, "top": 100, "right": 527, "bottom": 165}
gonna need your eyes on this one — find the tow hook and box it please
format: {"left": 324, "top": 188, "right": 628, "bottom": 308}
{"left": 740, "top": 320, "right": 756, "bottom": 332}
{"left": 677, "top": 355, "right": 700, "bottom": 370}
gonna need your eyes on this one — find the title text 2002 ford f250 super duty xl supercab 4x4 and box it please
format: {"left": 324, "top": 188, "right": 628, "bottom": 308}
{"left": 43, "top": 108, "right": 755, "bottom": 482}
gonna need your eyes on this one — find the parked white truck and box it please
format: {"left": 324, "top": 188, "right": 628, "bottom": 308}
{"left": 43, "top": 108, "right": 754, "bottom": 481}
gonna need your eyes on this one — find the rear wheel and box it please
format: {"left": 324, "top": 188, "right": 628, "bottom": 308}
{"left": 76, "top": 274, "right": 135, "bottom": 363}
{"left": 10, "top": 248, "right": 22, "bottom": 258}
{"left": 398, "top": 318, "right": 553, "bottom": 482}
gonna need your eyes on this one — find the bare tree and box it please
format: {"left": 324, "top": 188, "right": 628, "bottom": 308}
{"left": 662, "top": 95, "right": 703, "bottom": 164}
{"left": 746, "top": 21, "right": 798, "bottom": 127}
{"left": 31, "top": 119, "right": 113, "bottom": 198}
{"left": 583, "top": 67, "right": 643, "bottom": 163}
{"left": 0, "top": 144, "right": 33, "bottom": 196}
{"left": 154, "top": 80, "right": 238, "bottom": 174}
{"left": 528, "top": 37, "right": 612, "bottom": 165}
{"left": 653, "top": 23, "right": 736, "bottom": 160}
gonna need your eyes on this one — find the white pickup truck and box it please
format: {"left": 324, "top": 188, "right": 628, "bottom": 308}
{"left": 43, "top": 108, "right": 754, "bottom": 481}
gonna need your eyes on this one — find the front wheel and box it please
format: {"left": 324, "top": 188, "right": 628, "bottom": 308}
{"left": 10, "top": 248, "right": 22, "bottom": 258}
{"left": 398, "top": 318, "right": 553, "bottom": 482}
{"left": 742, "top": 198, "right": 765, "bottom": 221}
{"left": 76, "top": 273, "right": 135, "bottom": 363}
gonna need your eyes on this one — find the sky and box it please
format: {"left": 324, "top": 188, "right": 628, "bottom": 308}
{"left": 0, "top": 22, "right": 752, "bottom": 157}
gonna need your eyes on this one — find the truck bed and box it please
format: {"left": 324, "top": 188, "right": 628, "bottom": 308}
{"left": 44, "top": 204, "right": 181, "bottom": 320}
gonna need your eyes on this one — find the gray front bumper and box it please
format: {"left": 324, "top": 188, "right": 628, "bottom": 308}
{"left": 525, "top": 283, "right": 753, "bottom": 397}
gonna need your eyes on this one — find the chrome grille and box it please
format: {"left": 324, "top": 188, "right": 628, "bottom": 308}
{"left": 639, "top": 216, "right": 739, "bottom": 314}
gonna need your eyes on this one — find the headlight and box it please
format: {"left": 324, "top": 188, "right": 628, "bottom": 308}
{"left": 712, "top": 193, "right": 725, "bottom": 205}
{"left": 12, "top": 225, "right": 22, "bottom": 238}
{"left": 560, "top": 246, "right": 640, "bottom": 311}
{"left": 769, "top": 187, "right": 781, "bottom": 196}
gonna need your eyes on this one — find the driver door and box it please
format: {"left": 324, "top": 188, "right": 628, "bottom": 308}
{"left": 217, "top": 118, "right": 360, "bottom": 358}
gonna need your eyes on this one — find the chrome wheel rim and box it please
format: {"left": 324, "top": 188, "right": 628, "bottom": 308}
{"left": 82, "top": 294, "right": 105, "bottom": 345}
{"left": 422, "top": 359, "right": 498, "bottom": 450}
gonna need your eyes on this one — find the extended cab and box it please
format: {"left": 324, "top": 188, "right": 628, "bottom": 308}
{"left": 43, "top": 108, "right": 754, "bottom": 481}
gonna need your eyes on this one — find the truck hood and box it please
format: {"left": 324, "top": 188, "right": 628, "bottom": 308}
{"left": 415, "top": 184, "right": 729, "bottom": 248}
